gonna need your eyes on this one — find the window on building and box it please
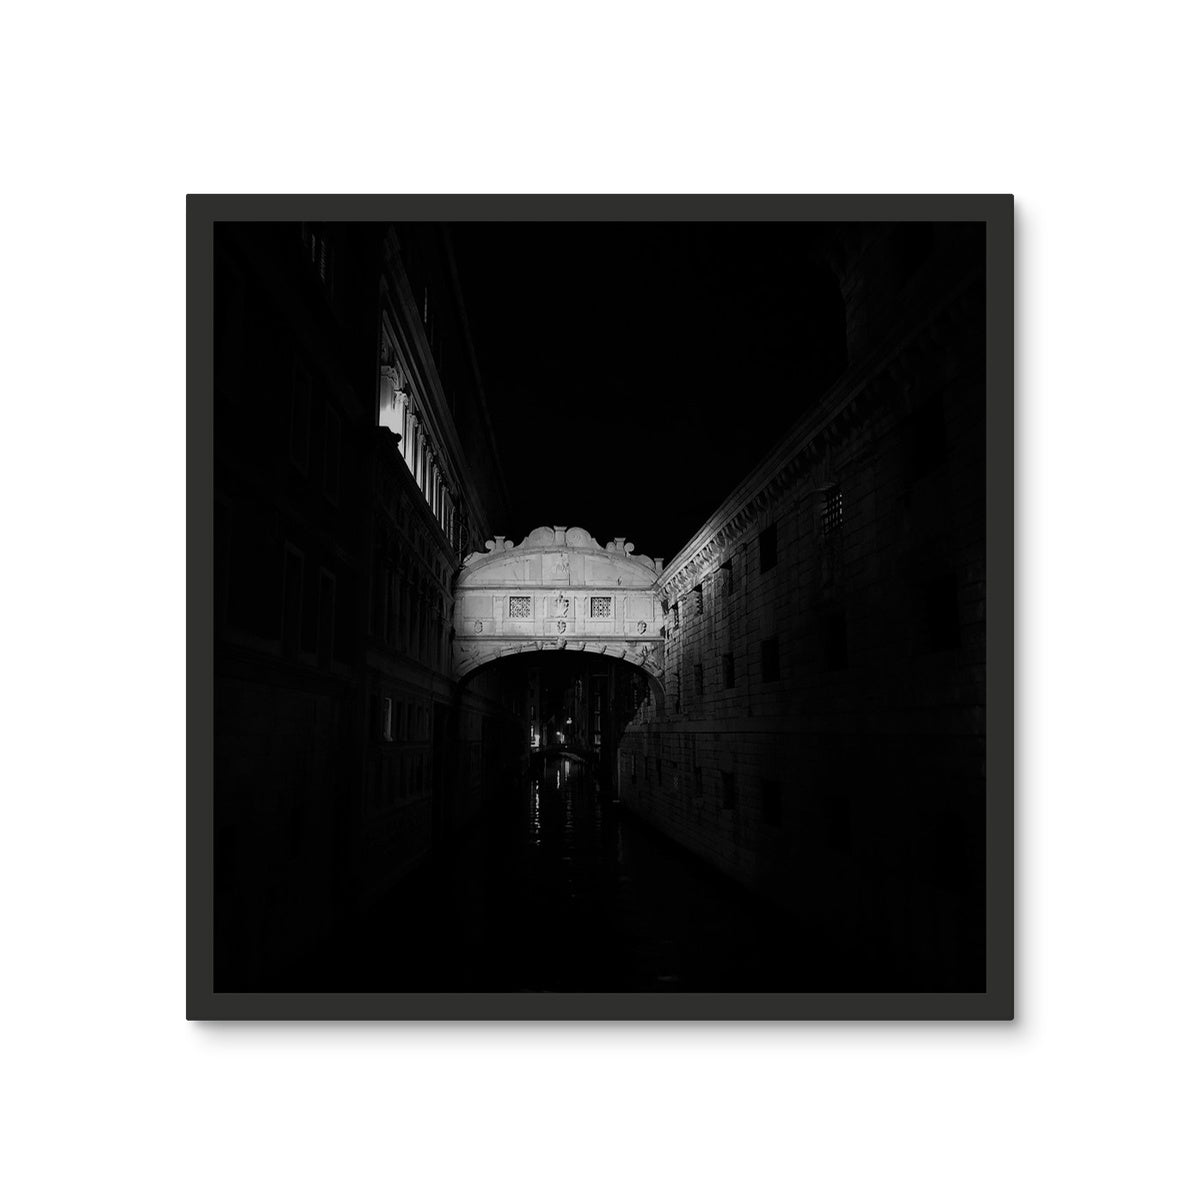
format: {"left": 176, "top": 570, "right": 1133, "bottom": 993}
{"left": 378, "top": 363, "right": 406, "bottom": 439}
{"left": 692, "top": 583, "right": 704, "bottom": 616}
{"left": 762, "top": 779, "right": 783, "bottom": 828}
{"left": 282, "top": 544, "right": 303, "bottom": 656}
{"left": 720, "top": 557, "right": 734, "bottom": 593}
{"left": 590, "top": 596, "right": 612, "bottom": 618}
{"left": 821, "top": 487, "right": 844, "bottom": 535}
{"left": 693, "top": 764, "right": 703, "bottom": 796}
{"left": 289, "top": 362, "right": 311, "bottom": 473}
{"left": 723, "top": 653, "right": 735, "bottom": 689}
{"left": 323, "top": 407, "right": 341, "bottom": 503}
{"left": 318, "top": 569, "right": 336, "bottom": 665}
{"left": 761, "top": 636, "right": 780, "bottom": 683}
{"left": 509, "top": 596, "right": 532, "bottom": 619}
{"left": 370, "top": 559, "right": 385, "bottom": 638}
{"left": 382, "top": 696, "right": 394, "bottom": 742}
{"left": 759, "top": 523, "right": 777, "bottom": 572}
{"left": 722, "top": 771, "right": 737, "bottom": 810}
{"left": 694, "top": 663, "right": 704, "bottom": 696}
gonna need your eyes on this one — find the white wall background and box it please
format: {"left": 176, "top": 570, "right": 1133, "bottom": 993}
{"left": 2, "top": 3, "right": 1197, "bottom": 1197}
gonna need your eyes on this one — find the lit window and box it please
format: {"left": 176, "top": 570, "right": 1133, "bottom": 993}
{"left": 509, "top": 596, "right": 532, "bottom": 619}
{"left": 590, "top": 596, "right": 612, "bottom": 618}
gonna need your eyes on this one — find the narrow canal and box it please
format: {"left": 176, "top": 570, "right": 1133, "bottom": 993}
{"left": 277, "top": 755, "right": 842, "bottom": 993}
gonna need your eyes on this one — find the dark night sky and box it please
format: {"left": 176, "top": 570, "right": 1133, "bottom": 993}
{"left": 449, "top": 222, "right": 846, "bottom": 564}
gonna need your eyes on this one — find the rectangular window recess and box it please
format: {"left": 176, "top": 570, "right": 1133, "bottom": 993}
{"left": 822, "top": 487, "right": 844, "bottom": 535}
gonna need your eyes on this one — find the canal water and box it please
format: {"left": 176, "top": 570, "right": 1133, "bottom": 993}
{"left": 279, "top": 755, "right": 840, "bottom": 993}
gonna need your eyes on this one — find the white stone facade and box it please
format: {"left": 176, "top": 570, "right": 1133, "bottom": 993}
{"left": 453, "top": 525, "right": 665, "bottom": 681}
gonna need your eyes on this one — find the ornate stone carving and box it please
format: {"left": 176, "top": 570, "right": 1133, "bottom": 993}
{"left": 454, "top": 526, "right": 665, "bottom": 681}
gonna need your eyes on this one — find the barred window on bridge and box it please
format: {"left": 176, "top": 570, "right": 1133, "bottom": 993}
{"left": 508, "top": 596, "right": 532, "bottom": 619}
{"left": 590, "top": 596, "right": 612, "bottom": 618}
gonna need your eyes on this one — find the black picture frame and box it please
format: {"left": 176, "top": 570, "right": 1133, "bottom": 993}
{"left": 188, "top": 194, "right": 1014, "bottom": 1020}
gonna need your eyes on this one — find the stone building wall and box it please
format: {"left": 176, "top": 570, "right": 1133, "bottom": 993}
{"left": 213, "top": 222, "right": 519, "bottom": 989}
{"left": 617, "top": 224, "right": 987, "bottom": 986}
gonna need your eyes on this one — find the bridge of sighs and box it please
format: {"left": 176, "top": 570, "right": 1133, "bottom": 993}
{"left": 452, "top": 526, "right": 665, "bottom": 688}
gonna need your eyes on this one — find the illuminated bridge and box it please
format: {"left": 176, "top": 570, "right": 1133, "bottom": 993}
{"left": 452, "top": 525, "right": 665, "bottom": 694}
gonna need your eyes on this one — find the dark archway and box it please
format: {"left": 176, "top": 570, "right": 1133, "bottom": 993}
{"left": 458, "top": 648, "right": 666, "bottom": 796}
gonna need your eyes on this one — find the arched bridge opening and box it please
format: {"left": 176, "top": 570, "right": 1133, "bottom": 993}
{"left": 458, "top": 648, "right": 663, "bottom": 798}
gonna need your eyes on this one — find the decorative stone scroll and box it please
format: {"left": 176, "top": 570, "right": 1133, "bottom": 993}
{"left": 453, "top": 526, "right": 665, "bottom": 681}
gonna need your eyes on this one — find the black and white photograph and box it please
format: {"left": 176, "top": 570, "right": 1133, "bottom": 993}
{"left": 192, "top": 196, "right": 1012, "bottom": 1017}
{"left": 13, "top": 1, "right": 1200, "bottom": 1194}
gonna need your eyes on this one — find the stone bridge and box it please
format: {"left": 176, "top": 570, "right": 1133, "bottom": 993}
{"left": 452, "top": 526, "right": 665, "bottom": 684}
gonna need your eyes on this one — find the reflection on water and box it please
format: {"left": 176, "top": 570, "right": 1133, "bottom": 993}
{"left": 277, "top": 753, "right": 839, "bottom": 993}
{"left": 529, "top": 780, "right": 541, "bottom": 847}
